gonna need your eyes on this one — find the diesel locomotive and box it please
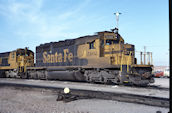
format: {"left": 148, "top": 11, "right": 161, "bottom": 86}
{"left": 0, "top": 28, "right": 154, "bottom": 86}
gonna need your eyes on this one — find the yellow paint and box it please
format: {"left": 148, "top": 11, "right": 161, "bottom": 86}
{"left": 120, "top": 52, "right": 124, "bottom": 71}
{"left": 0, "top": 48, "right": 34, "bottom": 73}
{"left": 77, "top": 39, "right": 100, "bottom": 58}
{"left": 63, "top": 49, "right": 69, "bottom": 62}
{"left": 77, "top": 45, "right": 87, "bottom": 58}
{"left": 124, "top": 81, "right": 129, "bottom": 83}
{"left": 127, "top": 51, "right": 132, "bottom": 73}
{"left": 75, "top": 31, "right": 138, "bottom": 68}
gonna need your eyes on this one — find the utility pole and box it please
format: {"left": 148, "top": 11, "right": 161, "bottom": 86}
{"left": 147, "top": 52, "right": 150, "bottom": 65}
{"left": 150, "top": 52, "right": 153, "bottom": 65}
{"left": 144, "top": 46, "right": 146, "bottom": 64}
{"left": 140, "top": 52, "right": 143, "bottom": 64}
{"left": 114, "top": 12, "right": 122, "bottom": 29}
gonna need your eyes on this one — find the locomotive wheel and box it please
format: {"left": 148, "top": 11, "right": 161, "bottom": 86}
{"left": 102, "top": 77, "right": 108, "bottom": 84}
{"left": 88, "top": 77, "right": 94, "bottom": 83}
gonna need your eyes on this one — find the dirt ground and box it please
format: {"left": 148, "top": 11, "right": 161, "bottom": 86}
{"left": 152, "top": 78, "right": 169, "bottom": 88}
{"left": 0, "top": 86, "right": 169, "bottom": 113}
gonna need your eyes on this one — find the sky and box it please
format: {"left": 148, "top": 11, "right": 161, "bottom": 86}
{"left": 0, "top": 0, "right": 169, "bottom": 66}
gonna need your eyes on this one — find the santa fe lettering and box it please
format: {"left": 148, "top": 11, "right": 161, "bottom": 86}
{"left": 43, "top": 49, "right": 73, "bottom": 63}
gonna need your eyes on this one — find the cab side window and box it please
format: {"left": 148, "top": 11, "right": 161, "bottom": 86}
{"left": 106, "top": 40, "right": 111, "bottom": 45}
{"left": 106, "top": 39, "right": 119, "bottom": 45}
{"left": 89, "top": 41, "right": 95, "bottom": 49}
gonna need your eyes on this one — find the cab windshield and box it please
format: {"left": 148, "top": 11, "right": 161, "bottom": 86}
{"left": 16, "top": 49, "right": 33, "bottom": 56}
{"left": 106, "top": 39, "right": 119, "bottom": 45}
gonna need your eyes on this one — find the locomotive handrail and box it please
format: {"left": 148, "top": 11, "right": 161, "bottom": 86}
{"left": 127, "top": 51, "right": 132, "bottom": 73}
{"left": 135, "top": 51, "right": 153, "bottom": 65}
{"left": 120, "top": 51, "right": 124, "bottom": 72}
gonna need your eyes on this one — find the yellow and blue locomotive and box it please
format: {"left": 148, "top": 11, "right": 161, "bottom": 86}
{"left": 0, "top": 48, "right": 34, "bottom": 78}
{"left": 0, "top": 28, "right": 154, "bottom": 86}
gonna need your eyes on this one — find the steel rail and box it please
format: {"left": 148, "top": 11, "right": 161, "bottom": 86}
{"left": 0, "top": 81, "right": 169, "bottom": 108}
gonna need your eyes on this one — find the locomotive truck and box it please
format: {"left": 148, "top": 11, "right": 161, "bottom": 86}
{"left": 0, "top": 28, "right": 154, "bottom": 86}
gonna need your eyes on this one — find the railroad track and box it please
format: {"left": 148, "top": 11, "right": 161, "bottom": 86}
{"left": 0, "top": 78, "right": 169, "bottom": 108}
{"left": 59, "top": 80, "right": 169, "bottom": 91}
{"left": 119, "top": 84, "right": 169, "bottom": 91}
{"left": 147, "top": 85, "right": 169, "bottom": 91}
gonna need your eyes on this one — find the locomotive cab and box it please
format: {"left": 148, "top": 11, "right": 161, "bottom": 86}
{"left": 97, "top": 31, "right": 135, "bottom": 66}
{"left": 16, "top": 48, "right": 34, "bottom": 73}
{"left": 0, "top": 48, "right": 34, "bottom": 78}
{"left": 79, "top": 30, "right": 154, "bottom": 85}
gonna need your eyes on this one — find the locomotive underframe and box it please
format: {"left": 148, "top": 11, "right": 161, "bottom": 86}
{"left": 0, "top": 62, "right": 154, "bottom": 86}
{"left": 0, "top": 65, "right": 154, "bottom": 86}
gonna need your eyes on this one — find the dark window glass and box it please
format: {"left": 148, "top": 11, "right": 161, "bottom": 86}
{"left": 89, "top": 41, "right": 95, "bottom": 49}
{"left": 106, "top": 39, "right": 118, "bottom": 45}
{"left": 105, "top": 35, "right": 114, "bottom": 39}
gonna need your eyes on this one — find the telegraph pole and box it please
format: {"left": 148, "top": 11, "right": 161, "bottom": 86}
{"left": 114, "top": 12, "right": 122, "bottom": 29}
{"left": 144, "top": 46, "right": 146, "bottom": 64}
